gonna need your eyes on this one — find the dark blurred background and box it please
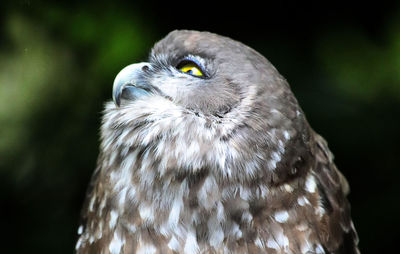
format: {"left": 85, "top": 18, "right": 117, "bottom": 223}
{"left": 1, "top": 1, "right": 399, "bottom": 253}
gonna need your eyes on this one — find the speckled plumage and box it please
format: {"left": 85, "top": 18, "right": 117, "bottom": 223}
{"left": 76, "top": 30, "right": 359, "bottom": 254}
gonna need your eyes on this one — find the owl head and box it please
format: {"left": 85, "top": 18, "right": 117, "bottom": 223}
{"left": 104, "top": 30, "right": 313, "bottom": 185}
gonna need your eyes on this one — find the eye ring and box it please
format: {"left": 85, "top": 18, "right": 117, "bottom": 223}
{"left": 176, "top": 56, "right": 207, "bottom": 78}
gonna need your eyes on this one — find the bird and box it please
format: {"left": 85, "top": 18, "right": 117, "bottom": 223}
{"left": 75, "top": 30, "right": 359, "bottom": 254}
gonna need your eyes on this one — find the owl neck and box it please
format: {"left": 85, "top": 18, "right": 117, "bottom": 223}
{"left": 98, "top": 145, "right": 309, "bottom": 245}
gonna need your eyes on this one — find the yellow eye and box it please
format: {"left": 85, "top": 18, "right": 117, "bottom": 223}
{"left": 178, "top": 63, "right": 204, "bottom": 77}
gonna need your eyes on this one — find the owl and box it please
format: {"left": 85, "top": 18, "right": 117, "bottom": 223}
{"left": 75, "top": 30, "right": 359, "bottom": 254}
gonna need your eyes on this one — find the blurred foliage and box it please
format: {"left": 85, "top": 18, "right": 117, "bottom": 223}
{"left": 317, "top": 23, "right": 400, "bottom": 101}
{"left": 0, "top": 1, "right": 399, "bottom": 253}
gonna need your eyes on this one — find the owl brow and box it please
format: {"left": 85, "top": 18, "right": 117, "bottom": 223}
{"left": 182, "top": 54, "right": 207, "bottom": 68}
{"left": 149, "top": 53, "right": 171, "bottom": 66}
{"left": 147, "top": 53, "right": 176, "bottom": 74}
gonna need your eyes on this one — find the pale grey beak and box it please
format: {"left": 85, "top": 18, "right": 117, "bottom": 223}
{"left": 112, "top": 62, "right": 152, "bottom": 107}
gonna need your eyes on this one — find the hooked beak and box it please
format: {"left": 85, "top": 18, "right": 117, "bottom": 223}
{"left": 112, "top": 62, "right": 152, "bottom": 107}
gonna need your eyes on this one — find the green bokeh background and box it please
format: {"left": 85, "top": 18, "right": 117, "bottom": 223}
{"left": 1, "top": 1, "right": 399, "bottom": 253}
